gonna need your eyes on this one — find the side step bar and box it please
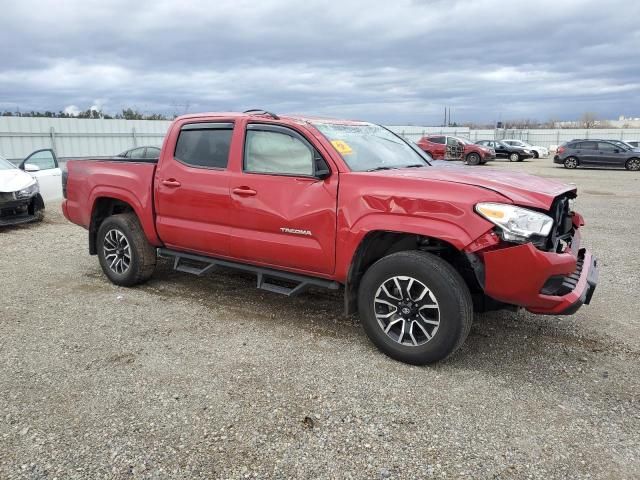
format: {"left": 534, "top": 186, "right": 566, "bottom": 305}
{"left": 158, "top": 248, "right": 340, "bottom": 297}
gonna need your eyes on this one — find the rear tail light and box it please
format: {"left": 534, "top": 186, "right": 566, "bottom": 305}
{"left": 62, "top": 169, "right": 68, "bottom": 199}
{"left": 557, "top": 146, "right": 565, "bottom": 155}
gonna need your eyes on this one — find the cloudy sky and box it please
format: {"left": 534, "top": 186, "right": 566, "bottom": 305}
{"left": 0, "top": 0, "right": 639, "bottom": 124}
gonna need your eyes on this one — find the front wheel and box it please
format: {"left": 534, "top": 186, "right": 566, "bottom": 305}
{"left": 509, "top": 152, "right": 520, "bottom": 162}
{"left": 466, "top": 152, "right": 481, "bottom": 166}
{"left": 97, "top": 213, "right": 156, "bottom": 286}
{"left": 625, "top": 158, "right": 640, "bottom": 171}
{"left": 532, "top": 151, "right": 539, "bottom": 159}
{"left": 358, "top": 251, "right": 473, "bottom": 365}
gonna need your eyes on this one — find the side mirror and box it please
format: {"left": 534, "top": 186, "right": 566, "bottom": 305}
{"left": 614, "top": 149, "right": 620, "bottom": 153}
{"left": 315, "top": 166, "right": 331, "bottom": 180}
{"left": 314, "top": 154, "right": 331, "bottom": 180}
{"left": 24, "top": 163, "right": 40, "bottom": 172}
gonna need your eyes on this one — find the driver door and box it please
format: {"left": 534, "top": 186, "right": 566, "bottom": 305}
{"left": 20, "top": 149, "right": 62, "bottom": 201}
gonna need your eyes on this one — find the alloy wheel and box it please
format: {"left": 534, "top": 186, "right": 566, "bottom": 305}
{"left": 103, "top": 229, "right": 132, "bottom": 274}
{"left": 373, "top": 276, "right": 440, "bottom": 346}
{"left": 627, "top": 158, "right": 640, "bottom": 171}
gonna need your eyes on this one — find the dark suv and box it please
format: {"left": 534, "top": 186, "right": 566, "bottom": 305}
{"left": 554, "top": 140, "right": 640, "bottom": 171}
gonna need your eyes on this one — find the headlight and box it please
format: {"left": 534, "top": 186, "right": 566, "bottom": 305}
{"left": 475, "top": 202, "right": 554, "bottom": 243}
{"left": 16, "top": 181, "right": 39, "bottom": 199}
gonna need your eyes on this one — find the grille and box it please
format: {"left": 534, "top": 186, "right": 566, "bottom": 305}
{"left": 0, "top": 192, "right": 16, "bottom": 202}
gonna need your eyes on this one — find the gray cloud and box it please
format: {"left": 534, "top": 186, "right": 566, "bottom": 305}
{"left": 0, "top": 0, "right": 638, "bottom": 124}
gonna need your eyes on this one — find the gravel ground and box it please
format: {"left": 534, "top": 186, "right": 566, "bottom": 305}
{"left": 1, "top": 159, "right": 639, "bottom": 479}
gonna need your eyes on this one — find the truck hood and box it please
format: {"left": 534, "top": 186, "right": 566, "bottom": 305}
{"left": 385, "top": 166, "right": 575, "bottom": 209}
{"left": 0, "top": 168, "right": 35, "bottom": 193}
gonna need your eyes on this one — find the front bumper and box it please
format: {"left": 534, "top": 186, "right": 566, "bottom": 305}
{"left": 0, "top": 193, "right": 43, "bottom": 227}
{"left": 481, "top": 237, "right": 598, "bottom": 315}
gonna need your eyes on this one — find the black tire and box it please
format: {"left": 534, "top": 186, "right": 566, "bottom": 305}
{"left": 532, "top": 151, "right": 539, "bottom": 159}
{"left": 32, "top": 194, "right": 45, "bottom": 222}
{"left": 509, "top": 152, "right": 520, "bottom": 162}
{"left": 97, "top": 213, "right": 156, "bottom": 286}
{"left": 625, "top": 158, "right": 640, "bottom": 171}
{"left": 357, "top": 251, "right": 473, "bottom": 365}
{"left": 564, "top": 156, "right": 579, "bottom": 169}
{"left": 466, "top": 152, "right": 481, "bottom": 166}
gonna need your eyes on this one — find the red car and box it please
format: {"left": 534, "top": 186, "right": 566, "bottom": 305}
{"left": 62, "top": 110, "right": 597, "bottom": 365}
{"left": 417, "top": 135, "right": 495, "bottom": 165}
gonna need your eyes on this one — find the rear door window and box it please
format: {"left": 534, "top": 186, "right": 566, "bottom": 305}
{"left": 429, "top": 136, "right": 445, "bottom": 144}
{"left": 578, "top": 141, "right": 597, "bottom": 150}
{"left": 175, "top": 123, "right": 234, "bottom": 169}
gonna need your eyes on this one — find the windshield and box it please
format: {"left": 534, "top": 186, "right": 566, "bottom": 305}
{"left": 0, "top": 155, "right": 17, "bottom": 170}
{"left": 312, "top": 122, "right": 429, "bottom": 171}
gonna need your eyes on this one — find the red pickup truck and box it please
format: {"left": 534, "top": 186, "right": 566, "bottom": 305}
{"left": 62, "top": 110, "right": 598, "bottom": 365}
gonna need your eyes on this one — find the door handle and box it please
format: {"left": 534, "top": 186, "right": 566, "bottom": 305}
{"left": 232, "top": 187, "right": 257, "bottom": 196}
{"left": 162, "top": 179, "right": 181, "bottom": 188}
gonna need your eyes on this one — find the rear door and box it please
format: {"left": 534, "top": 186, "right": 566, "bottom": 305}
{"left": 575, "top": 141, "right": 598, "bottom": 164}
{"left": 154, "top": 122, "right": 235, "bottom": 257}
{"left": 427, "top": 136, "right": 446, "bottom": 159}
{"left": 227, "top": 122, "right": 338, "bottom": 275}
{"left": 20, "top": 149, "right": 62, "bottom": 201}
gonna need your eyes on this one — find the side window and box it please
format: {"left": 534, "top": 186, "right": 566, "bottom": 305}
{"left": 244, "top": 129, "right": 314, "bottom": 176}
{"left": 597, "top": 142, "right": 616, "bottom": 152}
{"left": 430, "top": 136, "right": 445, "bottom": 144}
{"left": 144, "top": 147, "right": 160, "bottom": 159}
{"left": 129, "top": 147, "right": 146, "bottom": 159}
{"left": 24, "top": 150, "right": 56, "bottom": 170}
{"left": 174, "top": 125, "right": 233, "bottom": 169}
{"left": 580, "top": 141, "right": 597, "bottom": 150}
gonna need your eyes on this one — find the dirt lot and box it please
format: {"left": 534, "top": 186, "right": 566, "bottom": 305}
{"left": 1, "top": 159, "right": 639, "bottom": 479}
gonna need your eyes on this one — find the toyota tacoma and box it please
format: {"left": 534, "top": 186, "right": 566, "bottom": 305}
{"left": 62, "top": 110, "right": 598, "bottom": 365}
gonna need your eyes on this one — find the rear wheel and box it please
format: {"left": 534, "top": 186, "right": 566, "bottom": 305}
{"left": 509, "top": 152, "right": 520, "bottom": 162}
{"left": 625, "top": 158, "right": 640, "bottom": 171}
{"left": 564, "top": 156, "right": 579, "bottom": 169}
{"left": 97, "top": 213, "right": 156, "bottom": 286}
{"left": 358, "top": 251, "right": 473, "bottom": 365}
{"left": 466, "top": 152, "right": 481, "bottom": 166}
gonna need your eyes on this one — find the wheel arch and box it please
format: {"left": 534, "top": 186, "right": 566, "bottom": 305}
{"left": 89, "top": 197, "right": 136, "bottom": 254}
{"left": 343, "top": 230, "right": 483, "bottom": 316}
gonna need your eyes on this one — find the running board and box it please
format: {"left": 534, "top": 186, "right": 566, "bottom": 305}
{"left": 158, "top": 248, "right": 340, "bottom": 297}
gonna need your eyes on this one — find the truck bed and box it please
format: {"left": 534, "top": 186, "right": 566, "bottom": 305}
{"left": 62, "top": 159, "right": 161, "bottom": 247}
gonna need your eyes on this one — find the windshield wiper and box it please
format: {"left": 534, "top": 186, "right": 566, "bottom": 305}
{"left": 404, "top": 164, "right": 427, "bottom": 168}
{"left": 366, "top": 166, "right": 397, "bottom": 172}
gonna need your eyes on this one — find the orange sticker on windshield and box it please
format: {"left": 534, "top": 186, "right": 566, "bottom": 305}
{"left": 331, "top": 140, "right": 353, "bottom": 155}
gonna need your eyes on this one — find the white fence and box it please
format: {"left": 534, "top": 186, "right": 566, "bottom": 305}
{"left": 388, "top": 125, "right": 640, "bottom": 149}
{"left": 2, "top": 117, "right": 640, "bottom": 161}
{"left": 0, "top": 117, "right": 171, "bottom": 160}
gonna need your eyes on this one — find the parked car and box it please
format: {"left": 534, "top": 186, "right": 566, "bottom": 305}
{"left": 554, "top": 140, "right": 640, "bottom": 170}
{"left": 416, "top": 135, "right": 495, "bottom": 165}
{"left": 115, "top": 146, "right": 161, "bottom": 161}
{"left": 502, "top": 139, "right": 549, "bottom": 158}
{"left": 475, "top": 140, "right": 533, "bottom": 162}
{"left": 0, "top": 153, "right": 44, "bottom": 226}
{"left": 62, "top": 110, "right": 598, "bottom": 365}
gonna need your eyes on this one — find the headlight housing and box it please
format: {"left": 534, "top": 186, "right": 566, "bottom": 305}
{"left": 475, "top": 202, "right": 554, "bottom": 243}
{"left": 16, "top": 180, "right": 39, "bottom": 199}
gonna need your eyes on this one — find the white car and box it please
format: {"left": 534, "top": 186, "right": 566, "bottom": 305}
{"left": 502, "top": 140, "right": 549, "bottom": 158}
{"left": 0, "top": 149, "right": 62, "bottom": 226}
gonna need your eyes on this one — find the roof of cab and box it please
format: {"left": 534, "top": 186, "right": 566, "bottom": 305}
{"left": 174, "top": 111, "right": 371, "bottom": 126}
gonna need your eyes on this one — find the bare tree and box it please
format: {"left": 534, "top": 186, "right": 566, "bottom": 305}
{"left": 580, "top": 112, "right": 599, "bottom": 128}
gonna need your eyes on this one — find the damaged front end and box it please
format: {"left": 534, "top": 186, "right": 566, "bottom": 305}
{"left": 466, "top": 192, "right": 598, "bottom": 315}
{"left": 0, "top": 184, "right": 45, "bottom": 227}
